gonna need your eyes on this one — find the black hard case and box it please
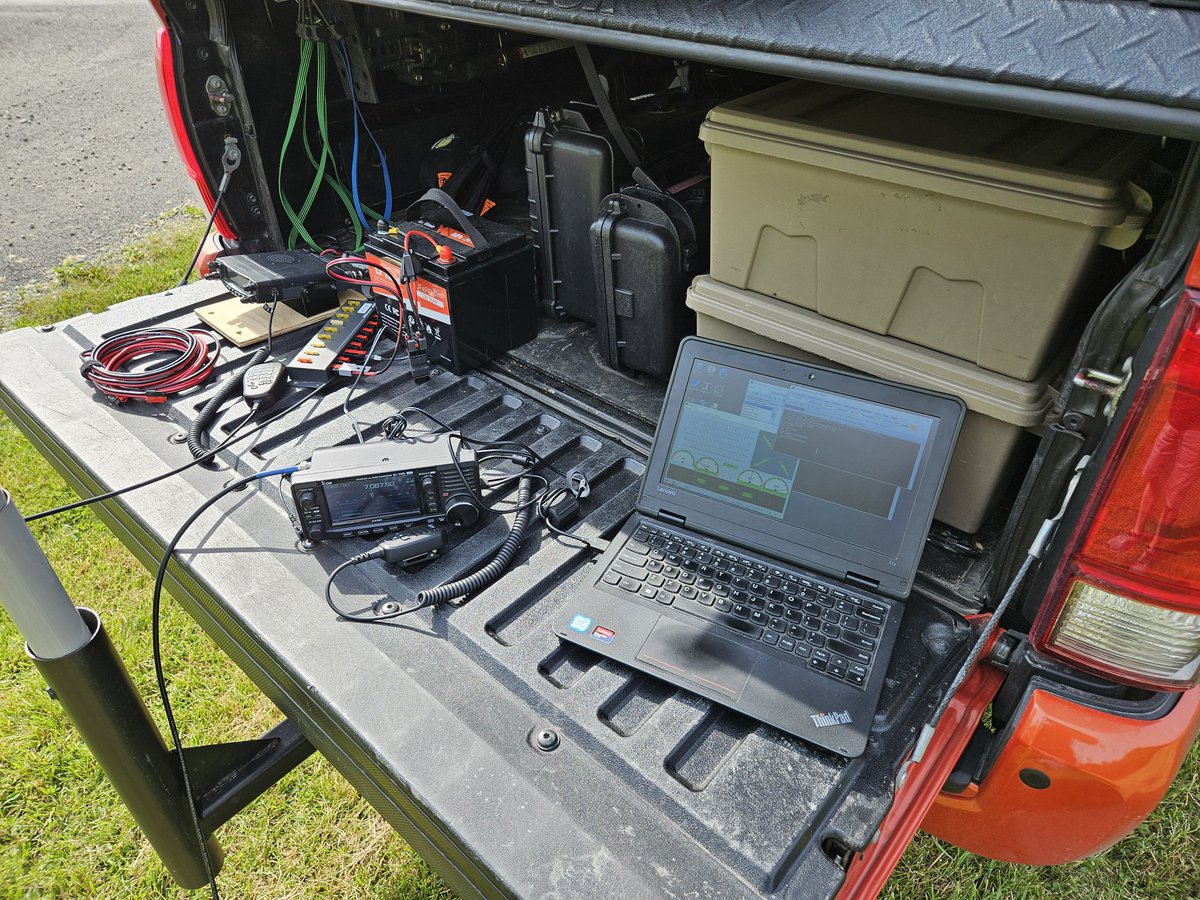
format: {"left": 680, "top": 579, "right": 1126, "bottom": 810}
{"left": 524, "top": 101, "right": 709, "bottom": 322}
{"left": 590, "top": 182, "right": 708, "bottom": 380}
{"left": 525, "top": 108, "right": 622, "bottom": 322}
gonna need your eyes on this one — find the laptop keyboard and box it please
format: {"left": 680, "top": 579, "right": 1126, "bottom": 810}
{"left": 599, "top": 521, "right": 891, "bottom": 690}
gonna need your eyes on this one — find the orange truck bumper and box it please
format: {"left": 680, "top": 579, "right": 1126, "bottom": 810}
{"left": 922, "top": 683, "right": 1200, "bottom": 864}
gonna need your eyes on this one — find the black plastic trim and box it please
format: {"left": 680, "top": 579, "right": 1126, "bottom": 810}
{"left": 991, "top": 637, "right": 1160, "bottom": 727}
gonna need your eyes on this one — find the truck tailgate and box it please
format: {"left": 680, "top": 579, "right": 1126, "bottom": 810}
{"left": 0, "top": 282, "right": 978, "bottom": 899}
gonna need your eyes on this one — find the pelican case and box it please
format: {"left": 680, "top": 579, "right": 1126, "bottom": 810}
{"left": 524, "top": 100, "right": 709, "bottom": 322}
{"left": 525, "top": 107, "right": 617, "bottom": 321}
{"left": 590, "top": 179, "right": 709, "bottom": 380}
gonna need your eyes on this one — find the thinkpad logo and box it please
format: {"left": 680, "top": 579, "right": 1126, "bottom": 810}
{"left": 810, "top": 710, "right": 852, "bottom": 728}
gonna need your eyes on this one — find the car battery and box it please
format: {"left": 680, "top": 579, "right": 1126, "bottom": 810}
{"left": 364, "top": 191, "right": 537, "bottom": 375}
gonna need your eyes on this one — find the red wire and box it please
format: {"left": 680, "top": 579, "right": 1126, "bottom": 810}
{"left": 324, "top": 254, "right": 429, "bottom": 369}
{"left": 80, "top": 328, "right": 218, "bottom": 403}
{"left": 325, "top": 256, "right": 411, "bottom": 312}
{"left": 403, "top": 230, "right": 442, "bottom": 255}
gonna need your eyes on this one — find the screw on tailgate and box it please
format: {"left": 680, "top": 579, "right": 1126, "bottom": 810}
{"left": 531, "top": 727, "right": 560, "bottom": 752}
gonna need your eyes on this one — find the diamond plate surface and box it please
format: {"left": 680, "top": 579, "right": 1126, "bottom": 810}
{"left": 406, "top": 0, "right": 1200, "bottom": 111}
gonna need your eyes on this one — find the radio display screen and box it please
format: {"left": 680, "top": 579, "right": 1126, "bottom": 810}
{"left": 323, "top": 472, "right": 420, "bottom": 526}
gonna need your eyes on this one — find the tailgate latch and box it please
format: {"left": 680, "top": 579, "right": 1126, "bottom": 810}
{"left": 205, "top": 75, "right": 234, "bottom": 118}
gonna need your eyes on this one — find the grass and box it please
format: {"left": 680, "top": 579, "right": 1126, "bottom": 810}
{"left": 883, "top": 743, "right": 1200, "bottom": 899}
{"left": 1, "top": 209, "right": 205, "bottom": 330}
{"left": 0, "top": 211, "right": 449, "bottom": 899}
{"left": 0, "top": 211, "right": 1195, "bottom": 897}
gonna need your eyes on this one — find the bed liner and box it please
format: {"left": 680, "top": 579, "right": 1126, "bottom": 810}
{"left": 0, "top": 281, "right": 978, "bottom": 899}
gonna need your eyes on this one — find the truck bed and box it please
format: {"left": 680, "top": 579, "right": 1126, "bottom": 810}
{"left": 0, "top": 282, "right": 978, "bottom": 899}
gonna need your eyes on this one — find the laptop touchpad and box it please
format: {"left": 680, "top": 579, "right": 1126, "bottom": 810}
{"left": 636, "top": 617, "right": 756, "bottom": 699}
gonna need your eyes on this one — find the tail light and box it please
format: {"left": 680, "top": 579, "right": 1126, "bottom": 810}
{"left": 1032, "top": 290, "right": 1200, "bottom": 690}
{"left": 154, "top": 27, "right": 236, "bottom": 241}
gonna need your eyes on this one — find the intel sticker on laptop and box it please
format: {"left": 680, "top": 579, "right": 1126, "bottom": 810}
{"left": 569, "top": 614, "right": 592, "bottom": 633}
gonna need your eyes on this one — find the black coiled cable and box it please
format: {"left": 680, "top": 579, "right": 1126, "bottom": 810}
{"left": 187, "top": 348, "right": 268, "bottom": 460}
{"left": 416, "top": 477, "right": 536, "bottom": 607}
{"left": 324, "top": 477, "right": 537, "bottom": 623}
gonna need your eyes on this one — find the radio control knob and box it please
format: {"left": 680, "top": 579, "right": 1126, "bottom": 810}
{"left": 298, "top": 490, "right": 318, "bottom": 508}
{"left": 419, "top": 473, "right": 437, "bottom": 493}
{"left": 444, "top": 494, "right": 479, "bottom": 529}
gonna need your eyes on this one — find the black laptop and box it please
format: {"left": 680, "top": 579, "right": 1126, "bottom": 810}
{"left": 556, "top": 337, "right": 964, "bottom": 756}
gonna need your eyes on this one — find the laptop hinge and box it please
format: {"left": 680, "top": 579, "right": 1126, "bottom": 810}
{"left": 658, "top": 510, "right": 687, "bottom": 528}
{"left": 845, "top": 571, "right": 880, "bottom": 592}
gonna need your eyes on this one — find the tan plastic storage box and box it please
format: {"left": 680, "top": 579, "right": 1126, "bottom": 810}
{"left": 701, "top": 82, "right": 1153, "bottom": 381}
{"left": 687, "top": 276, "right": 1056, "bottom": 533}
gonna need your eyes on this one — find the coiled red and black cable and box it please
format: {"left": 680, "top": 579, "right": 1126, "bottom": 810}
{"left": 79, "top": 327, "right": 219, "bottom": 404}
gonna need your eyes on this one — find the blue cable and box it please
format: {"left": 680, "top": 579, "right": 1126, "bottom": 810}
{"left": 336, "top": 40, "right": 393, "bottom": 226}
{"left": 335, "top": 39, "right": 365, "bottom": 230}
{"left": 365, "top": 109, "right": 394, "bottom": 222}
{"left": 257, "top": 466, "right": 300, "bottom": 479}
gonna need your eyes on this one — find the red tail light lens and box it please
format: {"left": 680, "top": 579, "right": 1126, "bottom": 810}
{"left": 1033, "top": 291, "right": 1200, "bottom": 690}
{"left": 154, "top": 27, "right": 236, "bottom": 241}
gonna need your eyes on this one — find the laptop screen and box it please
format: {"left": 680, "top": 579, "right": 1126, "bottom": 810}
{"left": 642, "top": 339, "right": 964, "bottom": 596}
{"left": 663, "top": 358, "right": 936, "bottom": 558}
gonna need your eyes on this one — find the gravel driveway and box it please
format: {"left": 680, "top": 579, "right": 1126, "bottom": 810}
{"left": 0, "top": 0, "right": 194, "bottom": 302}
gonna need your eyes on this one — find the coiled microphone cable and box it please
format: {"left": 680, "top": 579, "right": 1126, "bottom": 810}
{"left": 324, "top": 476, "right": 537, "bottom": 624}
{"left": 187, "top": 347, "right": 268, "bottom": 460}
{"left": 416, "top": 476, "right": 536, "bottom": 606}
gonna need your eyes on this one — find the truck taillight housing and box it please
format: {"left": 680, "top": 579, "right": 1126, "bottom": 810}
{"left": 1033, "top": 292, "right": 1200, "bottom": 691}
{"left": 154, "top": 27, "right": 236, "bottom": 241}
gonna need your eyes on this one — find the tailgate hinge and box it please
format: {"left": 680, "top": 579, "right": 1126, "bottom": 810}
{"left": 1071, "top": 358, "right": 1132, "bottom": 419}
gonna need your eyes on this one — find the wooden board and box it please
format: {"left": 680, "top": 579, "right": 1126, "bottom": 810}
{"left": 195, "top": 294, "right": 334, "bottom": 348}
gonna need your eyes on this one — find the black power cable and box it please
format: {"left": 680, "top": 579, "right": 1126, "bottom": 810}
{"left": 385, "top": 406, "right": 567, "bottom": 514}
{"left": 537, "top": 485, "right": 606, "bottom": 553}
{"left": 178, "top": 137, "right": 243, "bottom": 287}
{"left": 150, "top": 464, "right": 298, "bottom": 900}
{"left": 24, "top": 383, "right": 327, "bottom": 523}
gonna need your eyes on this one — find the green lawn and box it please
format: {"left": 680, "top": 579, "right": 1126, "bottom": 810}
{"left": 0, "top": 211, "right": 1195, "bottom": 897}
